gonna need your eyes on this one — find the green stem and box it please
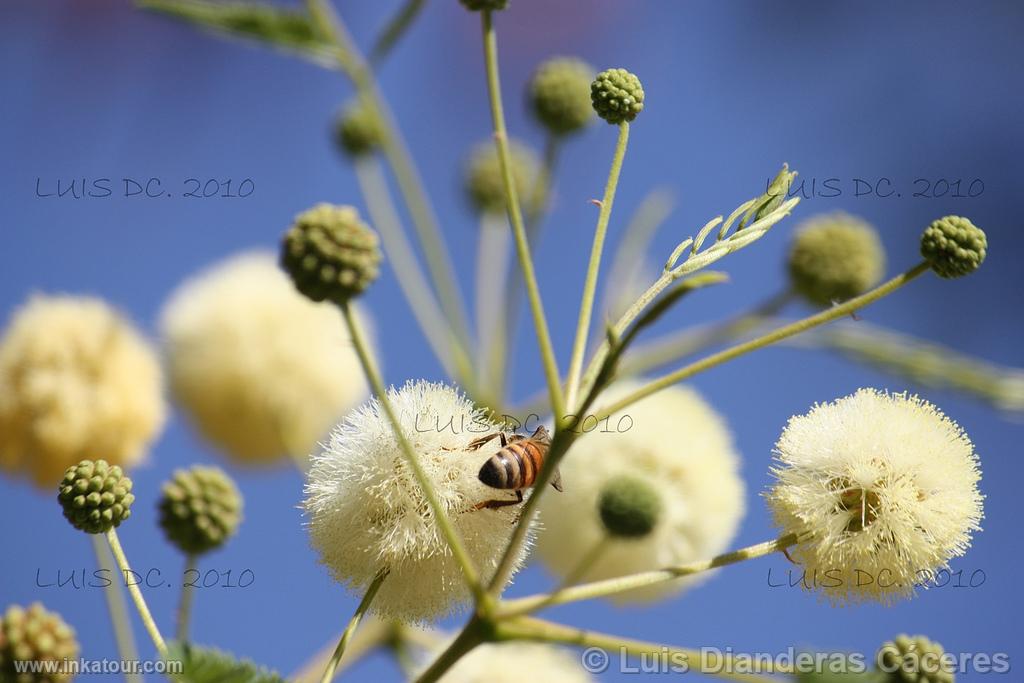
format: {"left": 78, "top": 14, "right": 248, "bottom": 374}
{"left": 105, "top": 529, "right": 167, "bottom": 657}
{"left": 320, "top": 570, "right": 389, "bottom": 683}
{"left": 598, "top": 262, "right": 930, "bottom": 418}
{"left": 498, "top": 616, "right": 787, "bottom": 683}
{"left": 338, "top": 301, "right": 483, "bottom": 597}
{"left": 565, "top": 121, "right": 630, "bottom": 409}
{"left": 480, "top": 9, "right": 566, "bottom": 422}
{"left": 498, "top": 534, "right": 798, "bottom": 617}
{"left": 90, "top": 535, "right": 142, "bottom": 683}
{"left": 486, "top": 134, "right": 561, "bottom": 408}
{"left": 176, "top": 554, "right": 197, "bottom": 643}
{"left": 369, "top": 0, "right": 426, "bottom": 65}
{"left": 414, "top": 616, "right": 489, "bottom": 683}
{"left": 621, "top": 289, "right": 793, "bottom": 376}
{"left": 354, "top": 157, "right": 476, "bottom": 391}
{"left": 309, "top": 0, "right": 473, "bottom": 357}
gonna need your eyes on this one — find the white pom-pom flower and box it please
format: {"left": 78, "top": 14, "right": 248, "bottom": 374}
{"left": 537, "top": 383, "right": 745, "bottom": 603}
{"left": 304, "top": 380, "right": 535, "bottom": 622}
{"left": 0, "top": 295, "right": 165, "bottom": 488}
{"left": 430, "top": 641, "right": 593, "bottom": 683}
{"left": 766, "top": 388, "right": 983, "bottom": 605}
{"left": 160, "top": 251, "right": 369, "bottom": 464}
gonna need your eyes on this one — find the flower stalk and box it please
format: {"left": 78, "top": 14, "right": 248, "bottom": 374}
{"left": 565, "top": 121, "right": 631, "bottom": 409}
{"left": 105, "top": 529, "right": 167, "bottom": 657}
{"left": 338, "top": 301, "right": 484, "bottom": 598}
{"left": 480, "top": 8, "right": 566, "bottom": 421}
{"left": 90, "top": 534, "right": 142, "bottom": 683}
{"left": 320, "top": 570, "right": 389, "bottom": 683}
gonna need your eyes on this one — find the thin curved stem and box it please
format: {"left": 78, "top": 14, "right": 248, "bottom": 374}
{"left": 486, "top": 134, "right": 562, "bottom": 405}
{"left": 565, "top": 121, "right": 630, "bottom": 409}
{"left": 320, "top": 570, "right": 389, "bottom": 683}
{"left": 354, "top": 157, "right": 476, "bottom": 390}
{"left": 621, "top": 289, "right": 794, "bottom": 376}
{"left": 414, "top": 616, "right": 489, "bottom": 683}
{"left": 90, "top": 534, "right": 142, "bottom": 683}
{"left": 498, "top": 616, "right": 788, "bottom": 683}
{"left": 498, "top": 534, "right": 798, "bottom": 617}
{"left": 339, "top": 301, "right": 483, "bottom": 597}
{"left": 308, "top": 0, "right": 473, "bottom": 356}
{"left": 105, "top": 529, "right": 167, "bottom": 657}
{"left": 598, "top": 262, "right": 930, "bottom": 419}
{"left": 175, "top": 554, "right": 197, "bottom": 643}
{"left": 369, "top": 0, "right": 426, "bottom": 65}
{"left": 480, "top": 9, "right": 566, "bottom": 422}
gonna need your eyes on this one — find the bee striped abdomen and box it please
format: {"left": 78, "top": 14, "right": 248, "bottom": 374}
{"left": 478, "top": 441, "right": 543, "bottom": 490}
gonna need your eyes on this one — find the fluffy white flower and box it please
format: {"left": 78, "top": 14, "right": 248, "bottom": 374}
{"left": 766, "top": 388, "right": 983, "bottom": 605}
{"left": 537, "top": 383, "right": 745, "bottom": 603}
{"left": 304, "top": 380, "right": 534, "bottom": 622}
{"left": 0, "top": 295, "right": 165, "bottom": 488}
{"left": 160, "top": 251, "right": 369, "bottom": 464}
{"left": 432, "top": 642, "right": 593, "bottom": 683}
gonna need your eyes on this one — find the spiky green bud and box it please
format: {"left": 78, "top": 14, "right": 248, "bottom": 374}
{"left": 920, "top": 216, "right": 986, "bottom": 279}
{"left": 459, "top": 0, "right": 507, "bottom": 11}
{"left": 464, "top": 140, "right": 539, "bottom": 215}
{"left": 334, "top": 99, "right": 383, "bottom": 158}
{"left": 529, "top": 57, "right": 594, "bottom": 136}
{"left": 0, "top": 604, "right": 79, "bottom": 683}
{"left": 598, "top": 476, "right": 662, "bottom": 539}
{"left": 876, "top": 634, "right": 955, "bottom": 683}
{"left": 281, "top": 204, "right": 382, "bottom": 304}
{"left": 590, "top": 68, "right": 644, "bottom": 124}
{"left": 787, "top": 212, "right": 886, "bottom": 306}
{"left": 158, "top": 466, "right": 243, "bottom": 556}
{"left": 57, "top": 459, "right": 134, "bottom": 534}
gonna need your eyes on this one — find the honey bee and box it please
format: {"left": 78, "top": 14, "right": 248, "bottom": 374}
{"left": 468, "top": 426, "right": 563, "bottom": 510}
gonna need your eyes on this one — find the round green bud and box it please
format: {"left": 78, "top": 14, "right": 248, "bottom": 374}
{"left": 528, "top": 57, "right": 595, "bottom": 136}
{"left": 57, "top": 459, "right": 134, "bottom": 534}
{"left": 458, "top": 0, "right": 508, "bottom": 11}
{"left": 334, "top": 100, "right": 383, "bottom": 158}
{"left": 0, "top": 603, "right": 79, "bottom": 683}
{"left": 920, "top": 215, "right": 986, "bottom": 279}
{"left": 464, "top": 140, "right": 540, "bottom": 215}
{"left": 787, "top": 212, "right": 886, "bottom": 306}
{"left": 598, "top": 476, "right": 662, "bottom": 539}
{"left": 876, "top": 634, "right": 955, "bottom": 683}
{"left": 590, "top": 68, "right": 644, "bottom": 124}
{"left": 281, "top": 204, "right": 382, "bottom": 304}
{"left": 158, "top": 465, "right": 243, "bottom": 556}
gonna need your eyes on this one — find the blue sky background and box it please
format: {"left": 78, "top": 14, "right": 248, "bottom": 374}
{"left": 1, "top": 1, "right": 1022, "bottom": 680}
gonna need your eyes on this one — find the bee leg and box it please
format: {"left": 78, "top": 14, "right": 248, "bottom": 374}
{"left": 782, "top": 548, "right": 799, "bottom": 565}
{"left": 550, "top": 467, "right": 564, "bottom": 493}
{"left": 471, "top": 490, "right": 524, "bottom": 511}
{"left": 467, "top": 432, "right": 502, "bottom": 451}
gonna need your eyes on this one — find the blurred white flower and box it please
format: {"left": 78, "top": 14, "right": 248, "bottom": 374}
{"left": 432, "top": 641, "right": 593, "bottom": 683}
{"left": 766, "top": 388, "right": 983, "bottom": 605}
{"left": 304, "top": 380, "right": 534, "bottom": 622}
{"left": 160, "top": 251, "right": 369, "bottom": 465}
{"left": 537, "top": 383, "right": 745, "bottom": 603}
{"left": 0, "top": 294, "right": 165, "bottom": 488}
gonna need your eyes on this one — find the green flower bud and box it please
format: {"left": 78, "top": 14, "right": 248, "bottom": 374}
{"left": 598, "top": 476, "right": 662, "bottom": 539}
{"left": 590, "top": 68, "right": 644, "bottom": 125}
{"left": 528, "top": 57, "right": 594, "bottom": 136}
{"left": 158, "top": 466, "right": 243, "bottom": 556}
{"left": 334, "top": 99, "right": 383, "bottom": 158}
{"left": 57, "top": 459, "right": 134, "bottom": 534}
{"left": 281, "top": 204, "right": 382, "bottom": 304}
{"left": 920, "top": 215, "right": 986, "bottom": 279}
{"left": 787, "top": 212, "right": 886, "bottom": 306}
{"left": 464, "top": 140, "right": 539, "bottom": 215}
{"left": 459, "top": 0, "right": 508, "bottom": 11}
{"left": 0, "top": 603, "right": 79, "bottom": 683}
{"left": 876, "top": 634, "right": 955, "bottom": 683}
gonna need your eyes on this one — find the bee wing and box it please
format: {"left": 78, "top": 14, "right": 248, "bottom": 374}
{"left": 550, "top": 466, "right": 564, "bottom": 492}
